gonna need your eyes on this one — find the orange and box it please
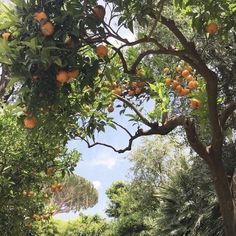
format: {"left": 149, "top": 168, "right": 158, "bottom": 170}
{"left": 2, "top": 32, "right": 11, "bottom": 41}
{"left": 40, "top": 21, "right": 54, "bottom": 36}
{"left": 67, "top": 70, "right": 80, "bottom": 79}
{"left": 179, "top": 88, "right": 190, "bottom": 96}
{"left": 93, "top": 5, "right": 106, "bottom": 20}
{"left": 24, "top": 117, "right": 37, "bottom": 129}
{"left": 51, "top": 184, "right": 57, "bottom": 192}
{"left": 206, "top": 22, "right": 218, "bottom": 35}
{"left": 187, "top": 65, "right": 193, "bottom": 72}
{"left": 128, "top": 89, "right": 135, "bottom": 96}
{"left": 175, "top": 85, "right": 183, "bottom": 93}
{"left": 188, "top": 80, "right": 198, "bottom": 90}
{"left": 137, "top": 81, "right": 145, "bottom": 88}
{"left": 172, "top": 80, "right": 179, "bottom": 89}
{"left": 107, "top": 104, "right": 114, "bottom": 113}
{"left": 135, "top": 87, "right": 142, "bottom": 95}
{"left": 33, "top": 11, "right": 48, "bottom": 22}
{"left": 56, "top": 70, "right": 69, "bottom": 83}
{"left": 181, "top": 69, "right": 190, "bottom": 78}
{"left": 175, "top": 76, "right": 180, "bottom": 81}
{"left": 27, "top": 191, "right": 34, "bottom": 197}
{"left": 96, "top": 45, "right": 108, "bottom": 58}
{"left": 165, "top": 78, "right": 172, "bottom": 86}
{"left": 112, "top": 87, "right": 122, "bottom": 96}
{"left": 190, "top": 98, "right": 201, "bottom": 109}
{"left": 186, "top": 75, "right": 193, "bottom": 82}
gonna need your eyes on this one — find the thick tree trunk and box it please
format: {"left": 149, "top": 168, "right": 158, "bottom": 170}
{"left": 209, "top": 155, "right": 236, "bottom": 236}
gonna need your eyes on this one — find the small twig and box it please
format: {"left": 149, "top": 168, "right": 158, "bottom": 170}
{"left": 114, "top": 94, "right": 157, "bottom": 128}
{"left": 147, "top": 0, "right": 166, "bottom": 39}
{"left": 112, "top": 121, "right": 133, "bottom": 137}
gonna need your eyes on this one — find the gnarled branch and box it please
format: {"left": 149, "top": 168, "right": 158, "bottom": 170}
{"left": 220, "top": 101, "right": 236, "bottom": 128}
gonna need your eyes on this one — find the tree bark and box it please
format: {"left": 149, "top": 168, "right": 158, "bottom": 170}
{"left": 209, "top": 153, "right": 236, "bottom": 236}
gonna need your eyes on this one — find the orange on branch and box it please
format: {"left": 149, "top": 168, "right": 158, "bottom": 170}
{"left": 128, "top": 89, "right": 135, "bottom": 96}
{"left": 96, "top": 45, "right": 108, "bottom": 58}
{"left": 181, "top": 69, "right": 190, "bottom": 78}
{"left": 190, "top": 98, "right": 201, "bottom": 109}
{"left": 186, "top": 74, "right": 193, "bottom": 82}
{"left": 188, "top": 80, "right": 198, "bottom": 90}
{"left": 93, "top": 5, "right": 106, "bottom": 20}
{"left": 67, "top": 70, "right": 80, "bottom": 79}
{"left": 2, "top": 32, "right": 11, "bottom": 41}
{"left": 33, "top": 11, "right": 48, "bottom": 22}
{"left": 56, "top": 70, "right": 69, "bottom": 83}
{"left": 112, "top": 87, "right": 122, "bottom": 96}
{"left": 24, "top": 117, "right": 37, "bottom": 129}
{"left": 107, "top": 104, "right": 114, "bottom": 113}
{"left": 175, "top": 85, "right": 183, "bottom": 93}
{"left": 172, "top": 80, "right": 179, "bottom": 89}
{"left": 207, "top": 22, "right": 218, "bottom": 35}
{"left": 179, "top": 88, "right": 190, "bottom": 96}
{"left": 40, "top": 21, "right": 54, "bottom": 37}
{"left": 165, "top": 78, "right": 172, "bottom": 87}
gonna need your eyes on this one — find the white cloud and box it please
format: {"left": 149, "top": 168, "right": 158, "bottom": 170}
{"left": 91, "top": 156, "right": 117, "bottom": 169}
{"left": 90, "top": 152, "right": 118, "bottom": 169}
{"left": 92, "top": 181, "right": 101, "bottom": 190}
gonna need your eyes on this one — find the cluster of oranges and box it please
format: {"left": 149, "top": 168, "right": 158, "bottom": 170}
{"left": 165, "top": 65, "right": 201, "bottom": 109}
{"left": 22, "top": 190, "right": 34, "bottom": 198}
{"left": 33, "top": 11, "right": 54, "bottom": 37}
{"left": 51, "top": 182, "right": 63, "bottom": 193}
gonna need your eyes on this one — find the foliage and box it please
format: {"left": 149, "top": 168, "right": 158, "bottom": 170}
{"left": 60, "top": 214, "right": 109, "bottom": 236}
{"left": 51, "top": 174, "right": 98, "bottom": 214}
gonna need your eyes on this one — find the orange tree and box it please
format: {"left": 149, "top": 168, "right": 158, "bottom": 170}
{"left": 0, "top": 0, "right": 235, "bottom": 235}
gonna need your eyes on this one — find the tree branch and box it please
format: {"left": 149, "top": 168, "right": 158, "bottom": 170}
{"left": 114, "top": 93, "right": 158, "bottom": 128}
{"left": 220, "top": 101, "right": 236, "bottom": 128}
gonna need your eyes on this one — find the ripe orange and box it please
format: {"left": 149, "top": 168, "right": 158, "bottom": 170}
{"left": 175, "top": 76, "right": 180, "bottom": 82}
{"left": 113, "top": 87, "right": 122, "bottom": 96}
{"left": 40, "top": 21, "right": 54, "bottom": 36}
{"left": 56, "top": 70, "right": 69, "bottom": 83}
{"left": 93, "top": 5, "right": 106, "bottom": 20}
{"left": 67, "top": 70, "right": 80, "bottom": 79}
{"left": 181, "top": 69, "right": 190, "bottom": 78}
{"left": 27, "top": 191, "right": 34, "bottom": 197}
{"left": 2, "top": 32, "right": 11, "bottom": 41}
{"left": 186, "top": 75, "right": 193, "bottom": 82}
{"left": 207, "top": 22, "right": 218, "bottom": 35}
{"left": 51, "top": 184, "right": 57, "bottom": 192}
{"left": 172, "top": 80, "right": 179, "bottom": 89}
{"left": 137, "top": 81, "right": 145, "bottom": 88}
{"left": 179, "top": 88, "right": 190, "bottom": 96}
{"left": 190, "top": 98, "right": 201, "bottom": 109}
{"left": 165, "top": 78, "right": 172, "bottom": 86}
{"left": 135, "top": 87, "right": 142, "bottom": 95}
{"left": 188, "top": 80, "right": 198, "bottom": 90}
{"left": 175, "top": 85, "right": 183, "bottom": 93}
{"left": 24, "top": 117, "right": 37, "bottom": 129}
{"left": 96, "top": 45, "right": 108, "bottom": 58}
{"left": 33, "top": 11, "right": 48, "bottom": 22}
{"left": 107, "top": 104, "right": 114, "bottom": 113}
{"left": 128, "top": 89, "right": 135, "bottom": 96}
{"left": 187, "top": 65, "right": 193, "bottom": 72}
